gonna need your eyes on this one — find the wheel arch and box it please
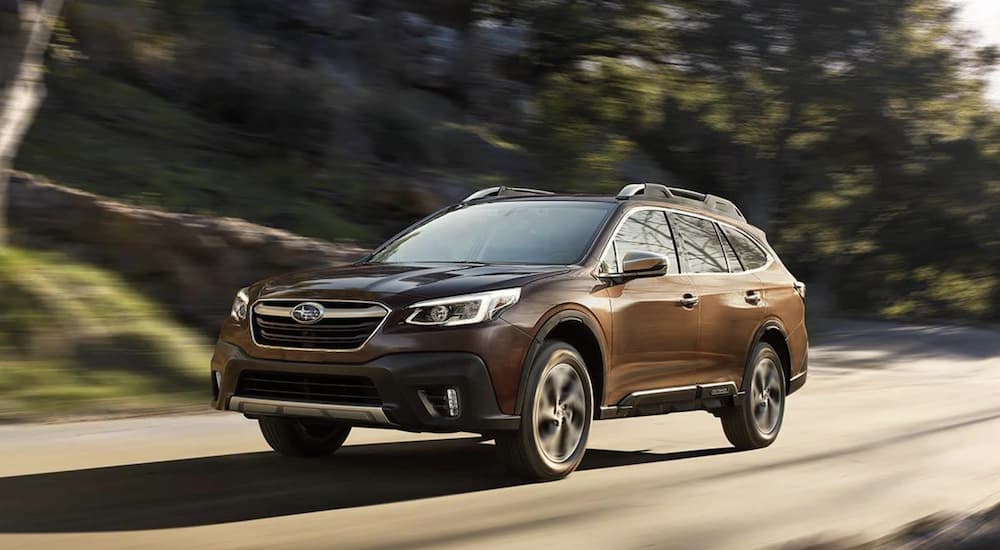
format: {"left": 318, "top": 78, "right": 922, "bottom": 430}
{"left": 514, "top": 308, "right": 609, "bottom": 417}
{"left": 742, "top": 319, "right": 792, "bottom": 392}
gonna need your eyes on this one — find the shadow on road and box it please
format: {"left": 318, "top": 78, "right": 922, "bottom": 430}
{"left": 0, "top": 438, "right": 734, "bottom": 533}
{"left": 813, "top": 320, "right": 1000, "bottom": 369}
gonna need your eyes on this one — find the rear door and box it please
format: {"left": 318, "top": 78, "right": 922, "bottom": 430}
{"left": 601, "top": 208, "right": 700, "bottom": 403}
{"left": 670, "top": 212, "right": 767, "bottom": 385}
{"left": 721, "top": 224, "right": 805, "bottom": 359}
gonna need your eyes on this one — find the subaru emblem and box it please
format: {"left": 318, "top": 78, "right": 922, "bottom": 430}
{"left": 290, "top": 302, "right": 325, "bottom": 324}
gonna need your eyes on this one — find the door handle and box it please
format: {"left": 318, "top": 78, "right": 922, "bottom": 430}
{"left": 679, "top": 293, "right": 700, "bottom": 308}
{"left": 745, "top": 290, "right": 762, "bottom": 305}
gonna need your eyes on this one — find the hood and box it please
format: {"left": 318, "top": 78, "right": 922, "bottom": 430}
{"left": 256, "top": 262, "right": 570, "bottom": 307}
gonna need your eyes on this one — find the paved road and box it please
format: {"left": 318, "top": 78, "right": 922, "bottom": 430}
{"left": 2, "top": 321, "right": 999, "bottom": 550}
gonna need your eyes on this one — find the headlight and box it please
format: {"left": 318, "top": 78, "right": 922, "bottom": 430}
{"left": 405, "top": 288, "right": 521, "bottom": 327}
{"left": 230, "top": 287, "right": 249, "bottom": 322}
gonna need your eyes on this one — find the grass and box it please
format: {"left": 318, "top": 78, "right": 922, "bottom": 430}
{"left": 0, "top": 247, "right": 214, "bottom": 421}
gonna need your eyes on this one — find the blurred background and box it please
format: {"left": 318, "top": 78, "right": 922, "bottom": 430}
{"left": 0, "top": 0, "right": 997, "bottom": 420}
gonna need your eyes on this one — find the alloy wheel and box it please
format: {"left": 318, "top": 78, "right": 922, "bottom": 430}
{"left": 533, "top": 363, "right": 587, "bottom": 463}
{"left": 750, "top": 357, "right": 783, "bottom": 435}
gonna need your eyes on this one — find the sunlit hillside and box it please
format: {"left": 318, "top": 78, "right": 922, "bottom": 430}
{"left": 0, "top": 248, "right": 211, "bottom": 420}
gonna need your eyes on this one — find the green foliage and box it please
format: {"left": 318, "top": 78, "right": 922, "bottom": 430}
{"left": 362, "top": 97, "right": 429, "bottom": 166}
{"left": 177, "top": 39, "right": 335, "bottom": 153}
{"left": 16, "top": 0, "right": 1000, "bottom": 322}
{"left": 480, "top": 0, "right": 674, "bottom": 72}
{"left": 505, "top": 0, "right": 1000, "bottom": 320}
{"left": 18, "top": 45, "right": 367, "bottom": 243}
{"left": 0, "top": 248, "right": 212, "bottom": 419}
{"left": 532, "top": 59, "right": 665, "bottom": 189}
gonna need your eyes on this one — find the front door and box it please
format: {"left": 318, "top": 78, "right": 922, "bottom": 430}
{"left": 602, "top": 209, "right": 701, "bottom": 404}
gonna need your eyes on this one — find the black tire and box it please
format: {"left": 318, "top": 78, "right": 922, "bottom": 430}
{"left": 721, "top": 342, "right": 786, "bottom": 450}
{"left": 258, "top": 417, "right": 352, "bottom": 458}
{"left": 496, "top": 340, "right": 594, "bottom": 481}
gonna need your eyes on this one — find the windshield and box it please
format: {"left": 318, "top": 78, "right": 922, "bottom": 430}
{"left": 370, "top": 201, "right": 614, "bottom": 265}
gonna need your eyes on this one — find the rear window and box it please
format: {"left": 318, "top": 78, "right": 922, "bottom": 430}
{"left": 722, "top": 226, "right": 769, "bottom": 270}
{"left": 671, "top": 213, "right": 729, "bottom": 274}
{"left": 721, "top": 232, "right": 743, "bottom": 272}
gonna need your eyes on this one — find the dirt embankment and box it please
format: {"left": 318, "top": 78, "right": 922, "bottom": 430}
{"left": 8, "top": 171, "right": 369, "bottom": 333}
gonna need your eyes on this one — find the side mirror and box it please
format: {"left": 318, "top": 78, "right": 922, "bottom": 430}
{"left": 620, "top": 250, "right": 669, "bottom": 278}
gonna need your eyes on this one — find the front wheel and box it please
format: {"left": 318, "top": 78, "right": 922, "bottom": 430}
{"left": 496, "top": 340, "right": 594, "bottom": 481}
{"left": 720, "top": 343, "right": 786, "bottom": 450}
{"left": 258, "top": 417, "right": 352, "bottom": 457}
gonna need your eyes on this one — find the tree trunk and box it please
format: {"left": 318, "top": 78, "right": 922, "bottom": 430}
{"left": 0, "top": 0, "right": 62, "bottom": 246}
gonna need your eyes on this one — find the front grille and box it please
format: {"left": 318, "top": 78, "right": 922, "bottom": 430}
{"left": 251, "top": 300, "right": 388, "bottom": 351}
{"left": 236, "top": 371, "right": 381, "bottom": 406}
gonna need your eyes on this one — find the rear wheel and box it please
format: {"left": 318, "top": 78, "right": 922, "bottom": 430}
{"left": 258, "top": 417, "right": 352, "bottom": 457}
{"left": 497, "top": 341, "right": 593, "bottom": 481}
{"left": 720, "top": 343, "right": 785, "bottom": 450}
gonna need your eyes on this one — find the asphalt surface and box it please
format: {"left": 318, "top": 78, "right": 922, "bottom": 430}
{"left": 1, "top": 320, "right": 999, "bottom": 550}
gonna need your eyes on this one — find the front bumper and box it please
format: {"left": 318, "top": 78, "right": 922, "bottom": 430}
{"left": 211, "top": 341, "right": 520, "bottom": 433}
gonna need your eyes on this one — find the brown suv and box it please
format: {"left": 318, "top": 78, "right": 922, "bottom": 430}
{"left": 211, "top": 184, "right": 808, "bottom": 480}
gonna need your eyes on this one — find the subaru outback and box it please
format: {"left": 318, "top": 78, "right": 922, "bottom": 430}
{"left": 211, "top": 183, "right": 808, "bottom": 480}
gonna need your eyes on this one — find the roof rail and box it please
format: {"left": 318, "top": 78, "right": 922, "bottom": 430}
{"left": 665, "top": 187, "right": 705, "bottom": 201}
{"left": 617, "top": 183, "right": 746, "bottom": 222}
{"left": 462, "top": 186, "right": 554, "bottom": 203}
{"left": 702, "top": 194, "right": 745, "bottom": 220}
{"left": 616, "top": 183, "right": 674, "bottom": 200}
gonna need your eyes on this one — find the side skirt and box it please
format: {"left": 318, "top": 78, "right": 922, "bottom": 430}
{"left": 788, "top": 371, "right": 807, "bottom": 395}
{"left": 598, "top": 382, "right": 739, "bottom": 420}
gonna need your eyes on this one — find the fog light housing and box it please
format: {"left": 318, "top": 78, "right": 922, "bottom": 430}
{"left": 418, "top": 387, "right": 461, "bottom": 418}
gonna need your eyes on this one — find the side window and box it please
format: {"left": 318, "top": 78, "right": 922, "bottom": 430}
{"left": 722, "top": 226, "right": 769, "bottom": 270}
{"left": 607, "top": 209, "right": 679, "bottom": 274}
{"left": 720, "top": 226, "right": 744, "bottom": 272}
{"left": 671, "top": 213, "right": 729, "bottom": 273}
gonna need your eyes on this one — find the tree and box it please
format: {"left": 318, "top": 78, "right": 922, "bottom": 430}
{"left": 660, "top": 0, "right": 999, "bottom": 317}
{"left": 487, "top": 0, "right": 999, "bottom": 319}
{"left": 0, "top": 0, "right": 62, "bottom": 245}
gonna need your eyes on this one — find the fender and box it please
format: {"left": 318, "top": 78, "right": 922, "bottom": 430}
{"left": 513, "top": 306, "right": 610, "bottom": 415}
{"left": 738, "top": 318, "right": 788, "bottom": 392}
{"left": 751, "top": 317, "right": 787, "bottom": 344}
